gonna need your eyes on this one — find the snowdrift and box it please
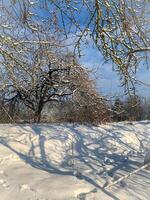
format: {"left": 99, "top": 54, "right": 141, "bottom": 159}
{"left": 0, "top": 121, "right": 150, "bottom": 200}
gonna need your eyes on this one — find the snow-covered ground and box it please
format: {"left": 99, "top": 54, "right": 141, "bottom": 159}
{"left": 0, "top": 121, "right": 150, "bottom": 200}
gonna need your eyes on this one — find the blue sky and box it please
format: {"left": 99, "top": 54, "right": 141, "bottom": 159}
{"left": 37, "top": 1, "right": 149, "bottom": 99}
{"left": 3, "top": 0, "right": 149, "bottom": 98}
{"left": 79, "top": 43, "right": 150, "bottom": 98}
{"left": 28, "top": 0, "right": 150, "bottom": 98}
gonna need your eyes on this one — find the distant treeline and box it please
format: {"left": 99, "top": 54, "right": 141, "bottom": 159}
{"left": 0, "top": 93, "right": 150, "bottom": 124}
{"left": 111, "top": 96, "right": 150, "bottom": 122}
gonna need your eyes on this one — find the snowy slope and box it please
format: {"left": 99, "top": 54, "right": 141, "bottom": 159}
{"left": 0, "top": 121, "right": 150, "bottom": 200}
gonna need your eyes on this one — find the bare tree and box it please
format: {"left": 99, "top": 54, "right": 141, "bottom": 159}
{"left": 63, "top": 65, "right": 111, "bottom": 124}
{"left": 49, "top": 0, "right": 150, "bottom": 93}
{"left": 1, "top": 0, "right": 150, "bottom": 92}
{"left": 1, "top": 40, "right": 82, "bottom": 122}
{"left": 1, "top": 0, "right": 150, "bottom": 124}
{"left": 0, "top": 0, "right": 110, "bottom": 123}
{"left": 1, "top": 0, "right": 150, "bottom": 94}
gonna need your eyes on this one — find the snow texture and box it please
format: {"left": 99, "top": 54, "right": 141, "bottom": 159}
{"left": 0, "top": 121, "right": 150, "bottom": 200}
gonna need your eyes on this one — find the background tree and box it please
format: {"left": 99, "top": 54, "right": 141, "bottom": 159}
{"left": 112, "top": 98, "right": 125, "bottom": 121}
{"left": 61, "top": 66, "right": 111, "bottom": 124}
{"left": 125, "top": 95, "right": 143, "bottom": 121}
{"left": 111, "top": 95, "right": 146, "bottom": 122}
{"left": 142, "top": 98, "right": 150, "bottom": 120}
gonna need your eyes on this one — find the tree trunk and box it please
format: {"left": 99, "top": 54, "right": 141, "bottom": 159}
{"left": 33, "top": 100, "right": 44, "bottom": 123}
{"left": 9, "top": 100, "right": 16, "bottom": 120}
{"left": 34, "top": 111, "right": 41, "bottom": 123}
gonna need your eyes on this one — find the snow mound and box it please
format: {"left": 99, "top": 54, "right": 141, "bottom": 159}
{"left": 0, "top": 121, "right": 150, "bottom": 200}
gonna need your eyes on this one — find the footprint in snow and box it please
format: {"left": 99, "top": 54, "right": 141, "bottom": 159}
{"left": 0, "top": 179, "right": 9, "bottom": 188}
{"left": 0, "top": 170, "right": 4, "bottom": 175}
{"left": 0, "top": 169, "right": 8, "bottom": 177}
{"left": 20, "top": 184, "right": 31, "bottom": 191}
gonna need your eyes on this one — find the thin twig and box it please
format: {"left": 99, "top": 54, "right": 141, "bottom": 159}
{"left": 105, "top": 162, "right": 150, "bottom": 189}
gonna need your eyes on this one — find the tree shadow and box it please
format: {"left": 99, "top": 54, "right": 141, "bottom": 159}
{"left": 0, "top": 122, "right": 150, "bottom": 199}
{"left": 0, "top": 125, "right": 120, "bottom": 200}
